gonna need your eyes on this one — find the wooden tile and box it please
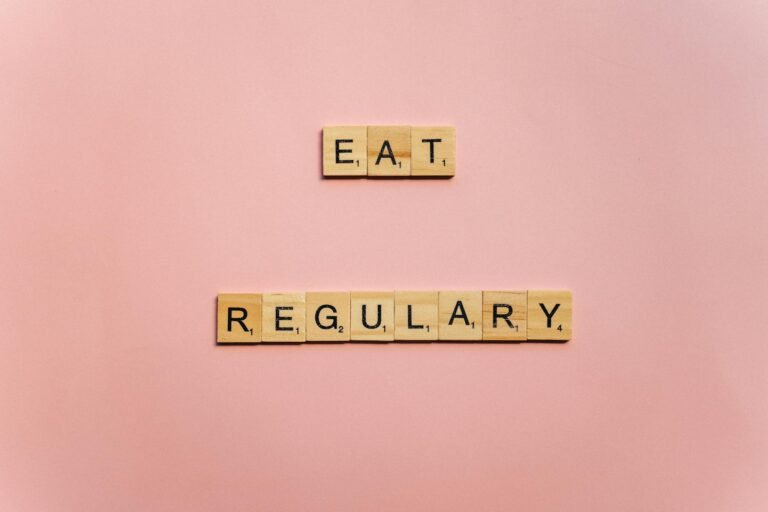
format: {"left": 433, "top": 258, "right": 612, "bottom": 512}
{"left": 438, "top": 291, "right": 483, "bottom": 341}
{"left": 482, "top": 291, "right": 527, "bottom": 341}
{"left": 395, "top": 291, "right": 438, "bottom": 341}
{"left": 411, "top": 126, "right": 456, "bottom": 177}
{"left": 262, "top": 293, "right": 306, "bottom": 343}
{"left": 306, "top": 292, "right": 350, "bottom": 342}
{"left": 323, "top": 126, "right": 367, "bottom": 177}
{"left": 350, "top": 291, "right": 395, "bottom": 341}
{"left": 367, "top": 126, "right": 411, "bottom": 176}
{"left": 527, "top": 290, "right": 572, "bottom": 341}
{"left": 217, "top": 294, "right": 262, "bottom": 343}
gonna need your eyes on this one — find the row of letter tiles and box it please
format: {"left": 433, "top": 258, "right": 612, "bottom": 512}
{"left": 217, "top": 291, "right": 572, "bottom": 343}
{"left": 322, "top": 126, "right": 456, "bottom": 177}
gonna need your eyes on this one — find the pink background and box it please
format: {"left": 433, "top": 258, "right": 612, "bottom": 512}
{"left": 2, "top": 1, "right": 767, "bottom": 510}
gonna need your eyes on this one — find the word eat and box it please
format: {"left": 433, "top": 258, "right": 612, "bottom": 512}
{"left": 322, "top": 126, "right": 456, "bottom": 178}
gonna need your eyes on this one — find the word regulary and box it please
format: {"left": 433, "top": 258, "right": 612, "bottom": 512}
{"left": 217, "top": 290, "right": 571, "bottom": 343}
{"left": 323, "top": 126, "right": 455, "bottom": 178}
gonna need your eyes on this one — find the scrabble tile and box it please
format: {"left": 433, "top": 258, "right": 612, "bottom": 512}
{"left": 306, "top": 292, "right": 350, "bottom": 342}
{"left": 438, "top": 291, "right": 483, "bottom": 341}
{"left": 350, "top": 291, "right": 395, "bottom": 341}
{"left": 411, "top": 126, "right": 456, "bottom": 177}
{"left": 482, "top": 291, "right": 527, "bottom": 341}
{"left": 323, "top": 126, "right": 367, "bottom": 177}
{"left": 367, "top": 126, "right": 411, "bottom": 177}
{"left": 262, "top": 293, "right": 306, "bottom": 343}
{"left": 217, "top": 294, "right": 262, "bottom": 343}
{"left": 527, "top": 290, "right": 572, "bottom": 341}
{"left": 395, "top": 291, "right": 438, "bottom": 341}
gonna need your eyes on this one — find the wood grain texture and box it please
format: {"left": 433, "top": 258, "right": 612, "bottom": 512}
{"left": 482, "top": 291, "right": 527, "bottom": 341}
{"left": 438, "top": 291, "right": 483, "bottom": 341}
{"left": 367, "top": 126, "right": 411, "bottom": 177}
{"left": 262, "top": 293, "right": 306, "bottom": 343}
{"left": 411, "top": 126, "right": 455, "bottom": 177}
{"left": 350, "top": 291, "right": 395, "bottom": 341}
{"left": 527, "top": 290, "right": 572, "bottom": 341}
{"left": 395, "top": 291, "right": 438, "bottom": 341}
{"left": 217, "top": 294, "right": 262, "bottom": 343}
{"left": 322, "top": 126, "right": 367, "bottom": 176}
{"left": 306, "top": 292, "right": 350, "bottom": 342}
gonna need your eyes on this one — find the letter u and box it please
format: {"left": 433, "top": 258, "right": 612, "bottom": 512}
{"left": 361, "top": 304, "right": 382, "bottom": 329}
